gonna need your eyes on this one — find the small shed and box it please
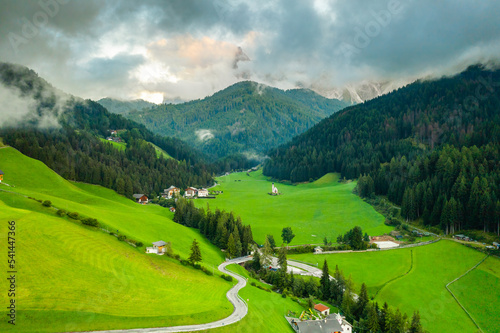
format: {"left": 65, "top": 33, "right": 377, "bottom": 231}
{"left": 0, "top": 169, "right": 3, "bottom": 182}
{"left": 314, "top": 303, "right": 330, "bottom": 316}
{"left": 169, "top": 207, "right": 176, "bottom": 213}
{"left": 133, "top": 194, "right": 148, "bottom": 204}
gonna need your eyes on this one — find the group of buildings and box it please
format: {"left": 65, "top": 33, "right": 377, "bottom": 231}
{"left": 287, "top": 304, "right": 353, "bottom": 333}
{"left": 132, "top": 185, "right": 211, "bottom": 204}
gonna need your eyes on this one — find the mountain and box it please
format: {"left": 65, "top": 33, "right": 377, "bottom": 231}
{"left": 264, "top": 65, "right": 500, "bottom": 234}
{"left": 97, "top": 97, "right": 155, "bottom": 115}
{"left": 0, "top": 62, "right": 216, "bottom": 197}
{"left": 125, "top": 81, "right": 348, "bottom": 158}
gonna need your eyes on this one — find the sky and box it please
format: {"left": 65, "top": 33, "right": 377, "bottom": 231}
{"left": 1, "top": 0, "right": 500, "bottom": 104}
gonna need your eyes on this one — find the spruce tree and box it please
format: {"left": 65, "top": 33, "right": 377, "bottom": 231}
{"left": 188, "top": 239, "right": 202, "bottom": 264}
{"left": 320, "top": 259, "right": 330, "bottom": 300}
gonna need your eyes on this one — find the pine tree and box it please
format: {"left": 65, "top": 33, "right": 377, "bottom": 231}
{"left": 320, "top": 259, "right": 330, "bottom": 300}
{"left": 227, "top": 234, "right": 236, "bottom": 258}
{"left": 262, "top": 237, "right": 273, "bottom": 267}
{"left": 366, "top": 303, "right": 380, "bottom": 333}
{"left": 409, "top": 311, "right": 424, "bottom": 333}
{"left": 188, "top": 239, "right": 202, "bottom": 264}
{"left": 252, "top": 249, "right": 262, "bottom": 271}
{"left": 355, "top": 283, "right": 369, "bottom": 319}
{"left": 278, "top": 246, "right": 287, "bottom": 272}
{"left": 233, "top": 227, "right": 243, "bottom": 257}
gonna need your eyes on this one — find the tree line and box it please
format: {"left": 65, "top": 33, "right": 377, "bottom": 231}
{"left": 173, "top": 199, "right": 254, "bottom": 257}
{"left": 264, "top": 65, "right": 500, "bottom": 234}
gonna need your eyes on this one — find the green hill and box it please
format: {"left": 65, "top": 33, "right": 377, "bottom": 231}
{"left": 194, "top": 170, "right": 390, "bottom": 245}
{"left": 126, "top": 81, "right": 348, "bottom": 158}
{"left": 290, "top": 240, "right": 499, "bottom": 333}
{"left": 0, "top": 147, "right": 233, "bottom": 332}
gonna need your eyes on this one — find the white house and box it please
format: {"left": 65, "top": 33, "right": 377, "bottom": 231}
{"left": 162, "top": 185, "right": 180, "bottom": 199}
{"left": 198, "top": 188, "right": 209, "bottom": 197}
{"left": 314, "top": 303, "right": 330, "bottom": 316}
{"left": 185, "top": 187, "right": 197, "bottom": 197}
{"left": 146, "top": 240, "right": 167, "bottom": 255}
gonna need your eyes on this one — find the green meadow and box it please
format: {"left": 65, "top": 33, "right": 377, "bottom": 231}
{"left": 449, "top": 256, "right": 500, "bottom": 333}
{"left": 195, "top": 171, "right": 391, "bottom": 245}
{"left": 290, "top": 240, "right": 498, "bottom": 332}
{"left": 99, "top": 137, "right": 127, "bottom": 151}
{"left": 0, "top": 147, "right": 232, "bottom": 332}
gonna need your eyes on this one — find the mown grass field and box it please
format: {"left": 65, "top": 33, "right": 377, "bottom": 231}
{"left": 0, "top": 147, "right": 233, "bottom": 332}
{"left": 449, "top": 256, "right": 500, "bottom": 333}
{"left": 195, "top": 171, "right": 391, "bottom": 245}
{"left": 291, "top": 240, "right": 498, "bottom": 332}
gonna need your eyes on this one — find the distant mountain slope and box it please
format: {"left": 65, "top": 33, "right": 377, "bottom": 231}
{"left": 0, "top": 62, "right": 215, "bottom": 197}
{"left": 264, "top": 65, "right": 500, "bottom": 234}
{"left": 97, "top": 97, "right": 155, "bottom": 115}
{"left": 125, "top": 81, "right": 348, "bottom": 158}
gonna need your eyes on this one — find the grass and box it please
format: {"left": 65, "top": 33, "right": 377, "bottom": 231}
{"left": 204, "top": 264, "right": 305, "bottom": 333}
{"left": 449, "top": 256, "right": 500, "bottom": 333}
{"left": 0, "top": 199, "right": 232, "bottom": 332}
{"left": 195, "top": 170, "right": 391, "bottom": 245}
{"left": 0, "top": 147, "right": 234, "bottom": 332}
{"left": 99, "top": 137, "right": 127, "bottom": 151}
{"left": 149, "top": 142, "right": 174, "bottom": 160}
{"left": 290, "top": 240, "right": 496, "bottom": 332}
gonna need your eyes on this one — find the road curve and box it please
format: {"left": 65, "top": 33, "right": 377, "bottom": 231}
{"left": 80, "top": 256, "right": 252, "bottom": 333}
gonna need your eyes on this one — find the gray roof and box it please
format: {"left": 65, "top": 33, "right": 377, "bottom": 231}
{"left": 153, "top": 241, "right": 166, "bottom": 246}
{"left": 0, "top": 169, "right": 3, "bottom": 175}
{"left": 133, "top": 194, "right": 145, "bottom": 198}
{"left": 295, "top": 317, "right": 344, "bottom": 333}
{"left": 164, "top": 186, "right": 179, "bottom": 191}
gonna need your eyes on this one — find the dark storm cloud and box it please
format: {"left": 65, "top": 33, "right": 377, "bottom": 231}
{"left": 0, "top": 0, "right": 499, "bottom": 101}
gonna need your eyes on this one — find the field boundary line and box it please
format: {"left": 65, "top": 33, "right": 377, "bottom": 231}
{"left": 445, "top": 255, "right": 488, "bottom": 333}
{"left": 373, "top": 249, "right": 414, "bottom": 298}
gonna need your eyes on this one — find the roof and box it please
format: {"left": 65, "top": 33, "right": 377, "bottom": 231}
{"left": 198, "top": 188, "right": 208, "bottom": 192}
{"left": 153, "top": 241, "right": 166, "bottom": 247}
{"left": 314, "top": 303, "right": 330, "bottom": 312}
{"left": 295, "top": 318, "right": 343, "bottom": 333}
{"left": 133, "top": 194, "right": 146, "bottom": 198}
{"left": 165, "top": 186, "right": 179, "bottom": 191}
{"left": 0, "top": 169, "right": 3, "bottom": 175}
{"left": 186, "top": 187, "right": 197, "bottom": 191}
{"left": 374, "top": 241, "right": 399, "bottom": 249}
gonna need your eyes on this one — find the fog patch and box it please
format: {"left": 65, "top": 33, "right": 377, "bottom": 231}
{"left": 195, "top": 129, "right": 214, "bottom": 141}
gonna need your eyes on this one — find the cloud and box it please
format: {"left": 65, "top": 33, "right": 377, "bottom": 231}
{"left": 195, "top": 129, "right": 214, "bottom": 142}
{"left": 0, "top": 0, "right": 499, "bottom": 102}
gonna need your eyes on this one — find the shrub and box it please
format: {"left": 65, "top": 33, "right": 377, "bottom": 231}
{"left": 56, "top": 209, "right": 66, "bottom": 217}
{"left": 251, "top": 281, "right": 257, "bottom": 287}
{"left": 82, "top": 217, "right": 99, "bottom": 227}
{"left": 117, "top": 235, "right": 126, "bottom": 241}
{"left": 220, "top": 274, "right": 233, "bottom": 282}
{"left": 67, "top": 212, "right": 80, "bottom": 220}
{"left": 42, "top": 200, "right": 52, "bottom": 207}
{"left": 136, "top": 242, "right": 144, "bottom": 247}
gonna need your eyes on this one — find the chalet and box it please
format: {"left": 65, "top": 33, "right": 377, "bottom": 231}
{"left": 0, "top": 169, "right": 3, "bottom": 183}
{"left": 133, "top": 194, "right": 148, "bottom": 204}
{"left": 162, "top": 186, "right": 180, "bottom": 199}
{"left": 314, "top": 303, "right": 330, "bottom": 316}
{"left": 146, "top": 240, "right": 167, "bottom": 254}
{"left": 197, "top": 188, "right": 209, "bottom": 197}
{"left": 289, "top": 313, "right": 352, "bottom": 333}
{"left": 185, "top": 187, "right": 197, "bottom": 197}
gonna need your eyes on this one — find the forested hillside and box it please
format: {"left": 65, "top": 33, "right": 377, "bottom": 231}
{"left": 97, "top": 97, "right": 155, "bottom": 115}
{"left": 264, "top": 65, "right": 500, "bottom": 233}
{"left": 126, "top": 81, "right": 348, "bottom": 158}
{"left": 0, "top": 63, "right": 216, "bottom": 197}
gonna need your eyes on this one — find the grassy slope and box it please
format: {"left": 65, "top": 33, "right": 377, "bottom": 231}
{"left": 290, "top": 240, "right": 493, "bottom": 332}
{"left": 449, "top": 256, "right": 500, "bottom": 333}
{"left": 0, "top": 147, "right": 222, "bottom": 266}
{"left": 195, "top": 171, "right": 390, "bottom": 245}
{"left": 99, "top": 137, "right": 127, "bottom": 151}
{"left": 202, "top": 264, "right": 305, "bottom": 333}
{"left": 149, "top": 142, "right": 174, "bottom": 160}
{"left": 0, "top": 147, "right": 233, "bottom": 332}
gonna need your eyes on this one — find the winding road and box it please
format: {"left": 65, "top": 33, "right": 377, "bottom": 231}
{"left": 81, "top": 256, "right": 252, "bottom": 333}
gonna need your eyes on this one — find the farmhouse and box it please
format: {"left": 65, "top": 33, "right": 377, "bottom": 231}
{"left": 0, "top": 169, "right": 3, "bottom": 182}
{"left": 197, "top": 188, "right": 209, "bottom": 197}
{"left": 288, "top": 313, "right": 352, "bottom": 333}
{"left": 314, "top": 303, "right": 330, "bottom": 316}
{"left": 146, "top": 240, "right": 167, "bottom": 255}
{"left": 133, "top": 194, "right": 148, "bottom": 204}
{"left": 185, "top": 187, "right": 197, "bottom": 197}
{"left": 162, "top": 186, "right": 180, "bottom": 199}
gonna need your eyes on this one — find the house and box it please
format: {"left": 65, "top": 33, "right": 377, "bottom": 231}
{"left": 314, "top": 303, "right": 330, "bottom": 316}
{"left": 185, "top": 187, "right": 197, "bottom": 197}
{"left": 169, "top": 207, "right": 176, "bottom": 213}
{"left": 162, "top": 186, "right": 180, "bottom": 199}
{"left": 110, "top": 130, "right": 117, "bottom": 135}
{"left": 454, "top": 234, "right": 470, "bottom": 241}
{"left": 146, "top": 240, "right": 167, "bottom": 255}
{"left": 133, "top": 194, "right": 148, "bottom": 204}
{"left": 314, "top": 246, "right": 323, "bottom": 254}
{"left": 289, "top": 313, "right": 352, "bottom": 333}
{"left": 0, "top": 169, "right": 3, "bottom": 183}
{"left": 493, "top": 242, "right": 500, "bottom": 249}
{"left": 197, "top": 188, "right": 209, "bottom": 197}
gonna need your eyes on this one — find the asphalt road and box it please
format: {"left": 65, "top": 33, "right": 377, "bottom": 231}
{"left": 79, "top": 256, "right": 252, "bottom": 333}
